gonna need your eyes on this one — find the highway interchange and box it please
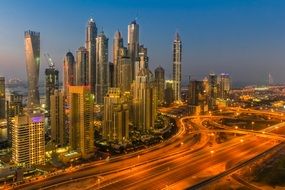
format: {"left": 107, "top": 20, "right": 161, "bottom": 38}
{"left": 12, "top": 107, "right": 285, "bottom": 190}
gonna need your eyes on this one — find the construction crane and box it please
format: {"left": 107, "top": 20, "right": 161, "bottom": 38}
{"left": 44, "top": 53, "right": 55, "bottom": 68}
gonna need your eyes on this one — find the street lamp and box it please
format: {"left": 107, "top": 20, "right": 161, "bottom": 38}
{"left": 251, "top": 121, "right": 255, "bottom": 131}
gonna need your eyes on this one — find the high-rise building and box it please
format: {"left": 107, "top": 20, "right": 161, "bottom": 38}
{"left": 154, "top": 66, "right": 165, "bottom": 106}
{"left": 218, "top": 73, "right": 231, "bottom": 100}
{"left": 118, "top": 48, "right": 132, "bottom": 92}
{"left": 25, "top": 30, "right": 40, "bottom": 108}
{"left": 0, "top": 76, "right": 5, "bottom": 119}
{"left": 103, "top": 88, "right": 129, "bottom": 142}
{"left": 45, "top": 65, "right": 59, "bottom": 116}
{"left": 50, "top": 90, "right": 65, "bottom": 147}
{"left": 128, "top": 20, "right": 139, "bottom": 81}
{"left": 85, "top": 18, "right": 97, "bottom": 94}
{"left": 173, "top": 32, "right": 182, "bottom": 102}
{"left": 113, "top": 31, "right": 124, "bottom": 87}
{"left": 132, "top": 68, "right": 157, "bottom": 131}
{"left": 165, "top": 80, "right": 174, "bottom": 106}
{"left": 188, "top": 80, "right": 208, "bottom": 115}
{"left": 135, "top": 45, "right": 149, "bottom": 77}
{"left": 7, "top": 91, "right": 23, "bottom": 144}
{"left": 69, "top": 86, "right": 94, "bottom": 158}
{"left": 96, "top": 31, "right": 109, "bottom": 104}
{"left": 208, "top": 73, "right": 218, "bottom": 110}
{"left": 12, "top": 112, "right": 45, "bottom": 167}
{"left": 63, "top": 52, "right": 76, "bottom": 96}
{"left": 76, "top": 47, "right": 89, "bottom": 86}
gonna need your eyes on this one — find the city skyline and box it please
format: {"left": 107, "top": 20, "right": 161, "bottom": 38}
{"left": 0, "top": 0, "right": 285, "bottom": 86}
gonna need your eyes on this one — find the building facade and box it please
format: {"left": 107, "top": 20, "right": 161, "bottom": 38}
{"left": 85, "top": 18, "right": 97, "bottom": 94}
{"left": 68, "top": 86, "right": 94, "bottom": 158}
{"left": 173, "top": 32, "right": 182, "bottom": 102}
{"left": 76, "top": 47, "right": 89, "bottom": 86}
{"left": 25, "top": 30, "right": 40, "bottom": 108}
{"left": 103, "top": 88, "right": 129, "bottom": 142}
{"left": 96, "top": 31, "right": 109, "bottom": 104}
{"left": 0, "top": 76, "right": 5, "bottom": 119}
{"left": 127, "top": 20, "right": 139, "bottom": 82}
{"left": 12, "top": 112, "right": 45, "bottom": 167}
{"left": 63, "top": 52, "right": 76, "bottom": 96}
{"left": 154, "top": 66, "right": 165, "bottom": 106}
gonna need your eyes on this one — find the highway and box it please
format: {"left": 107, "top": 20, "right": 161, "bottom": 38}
{"left": 10, "top": 108, "right": 285, "bottom": 190}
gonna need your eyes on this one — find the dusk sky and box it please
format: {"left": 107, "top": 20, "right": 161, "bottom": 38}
{"left": 0, "top": 0, "right": 284, "bottom": 86}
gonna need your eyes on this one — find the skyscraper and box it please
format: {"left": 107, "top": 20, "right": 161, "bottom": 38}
{"left": 12, "top": 112, "right": 45, "bottom": 167}
{"left": 113, "top": 30, "right": 124, "bottom": 87}
{"left": 50, "top": 90, "right": 65, "bottom": 147}
{"left": 218, "top": 73, "right": 231, "bottom": 100}
{"left": 85, "top": 18, "right": 97, "bottom": 94}
{"left": 0, "top": 76, "right": 5, "bottom": 119}
{"left": 96, "top": 31, "right": 109, "bottom": 104}
{"left": 7, "top": 91, "right": 23, "bottom": 145}
{"left": 173, "top": 32, "right": 182, "bottom": 102}
{"left": 45, "top": 64, "right": 59, "bottom": 116}
{"left": 132, "top": 68, "right": 157, "bottom": 131}
{"left": 135, "top": 45, "right": 149, "bottom": 77}
{"left": 25, "top": 30, "right": 40, "bottom": 108}
{"left": 76, "top": 47, "right": 89, "bottom": 86}
{"left": 69, "top": 86, "right": 94, "bottom": 158}
{"left": 154, "top": 66, "right": 165, "bottom": 106}
{"left": 208, "top": 73, "right": 218, "bottom": 110}
{"left": 63, "top": 52, "right": 76, "bottom": 96}
{"left": 128, "top": 20, "right": 139, "bottom": 82}
{"left": 188, "top": 80, "right": 208, "bottom": 115}
{"left": 118, "top": 47, "right": 132, "bottom": 92}
{"left": 103, "top": 88, "right": 129, "bottom": 142}
{"left": 165, "top": 80, "right": 174, "bottom": 105}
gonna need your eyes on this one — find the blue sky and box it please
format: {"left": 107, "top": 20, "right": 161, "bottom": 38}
{"left": 0, "top": 0, "right": 284, "bottom": 86}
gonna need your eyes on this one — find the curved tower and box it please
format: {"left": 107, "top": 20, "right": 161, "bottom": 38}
{"left": 25, "top": 30, "right": 40, "bottom": 108}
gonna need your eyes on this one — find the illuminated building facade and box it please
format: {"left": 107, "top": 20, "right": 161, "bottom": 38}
{"left": 63, "top": 52, "right": 76, "bottom": 96}
{"left": 50, "top": 90, "right": 65, "bottom": 146}
{"left": 12, "top": 112, "right": 45, "bottom": 167}
{"left": 113, "top": 30, "right": 124, "bottom": 87}
{"left": 155, "top": 66, "right": 165, "bottom": 106}
{"left": 128, "top": 20, "right": 139, "bottom": 81}
{"left": 45, "top": 65, "right": 59, "bottom": 116}
{"left": 103, "top": 88, "right": 129, "bottom": 142}
{"left": 76, "top": 47, "right": 89, "bottom": 86}
{"left": 218, "top": 73, "right": 231, "bottom": 100}
{"left": 25, "top": 30, "right": 40, "bottom": 108}
{"left": 85, "top": 18, "right": 97, "bottom": 94}
{"left": 69, "top": 86, "right": 94, "bottom": 158}
{"left": 0, "top": 76, "right": 5, "bottom": 119}
{"left": 173, "top": 32, "right": 182, "bottom": 102}
{"left": 96, "top": 31, "right": 109, "bottom": 104}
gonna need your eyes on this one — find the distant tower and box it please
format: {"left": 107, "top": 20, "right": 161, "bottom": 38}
{"left": 12, "top": 112, "right": 45, "bottom": 167}
{"left": 96, "top": 31, "right": 109, "bottom": 104}
{"left": 50, "top": 90, "right": 66, "bottom": 147}
{"left": 218, "top": 73, "right": 231, "bottom": 100}
{"left": 208, "top": 73, "right": 218, "bottom": 110}
{"left": 103, "top": 88, "right": 129, "bottom": 142}
{"left": 76, "top": 47, "right": 89, "bottom": 86}
{"left": 113, "top": 30, "right": 124, "bottom": 87}
{"left": 173, "top": 32, "right": 182, "bottom": 102}
{"left": 128, "top": 20, "right": 139, "bottom": 81}
{"left": 155, "top": 66, "right": 165, "bottom": 106}
{"left": 85, "top": 18, "right": 97, "bottom": 94}
{"left": 68, "top": 86, "right": 94, "bottom": 158}
{"left": 188, "top": 80, "right": 207, "bottom": 115}
{"left": 268, "top": 73, "right": 274, "bottom": 86}
{"left": 63, "top": 51, "right": 76, "bottom": 96}
{"left": 0, "top": 76, "right": 5, "bottom": 119}
{"left": 45, "top": 58, "right": 59, "bottom": 116}
{"left": 25, "top": 30, "right": 40, "bottom": 108}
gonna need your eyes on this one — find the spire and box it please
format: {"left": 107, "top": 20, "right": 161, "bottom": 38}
{"left": 114, "top": 30, "right": 121, "bottom": 39}
{"left": 175, "top": 32, "right": 181, "bottom": 41}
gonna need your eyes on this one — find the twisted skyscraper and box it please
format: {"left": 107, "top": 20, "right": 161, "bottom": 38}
{"left": 25, "top": 30, "right": 40, "bottom": 107}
